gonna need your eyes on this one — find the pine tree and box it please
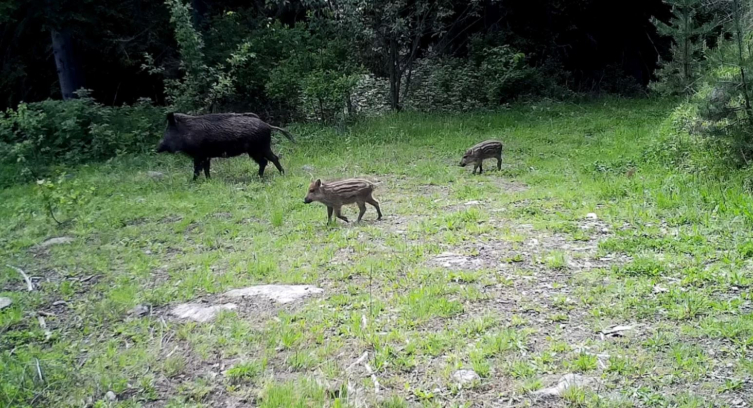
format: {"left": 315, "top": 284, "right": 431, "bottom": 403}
{"left": 695, "top": 0, "right": 753, "bottom": 156}
{"left": 650, "top": 0, "right": 717, "bottom": 95}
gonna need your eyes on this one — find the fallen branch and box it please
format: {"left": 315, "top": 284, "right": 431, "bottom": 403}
{"left": 165, "top": 345, "right": 179, "bottom": 358}
{"left": 35, "top": 358, "right": 44, "bottom": 383}
{"left": 7, "top": 265, "right": 33, "bottom": 291}
{"left": 347, "top": 351, "right": 369, "bottom": 373}
{"left": 364, "top": 361, "right": 380, "bottom": 394}
{"left": 37, "top": 316, "right": 52, "bottom": 341}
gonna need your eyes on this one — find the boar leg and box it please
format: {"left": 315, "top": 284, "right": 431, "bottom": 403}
{"left": 496, "top": 153, "right": 502, "bottom": 171}
{"left": 366, "top": 197, "right": 382, "bottom": 220}
{"left": 356, "top": 201, "right": 367, "bottom": 222}
{"left": 265, "top": 150, "right": 285, "bottom": 175}
{"left": 203, "top": 158, "right": 211, "bottom": 179}
{"left": 477, "top": 161, "right": 484, "bottom": 174}
{"left": 193, "top": 158, "right": 205, "bottom": 180}
{"left": 334, "top": 207, "right": 349, "bottom": 223}
{"left": 257, "top": 158, "right": 268, "bottom": 177}
{"left": 472, "top": 164, "right": 478, "bottom": 175}
{"left": 327, "top": 206, "right": 334, "bottom": 224}
{"left": 249, "top": 153, "right": 268, "bottom": 177}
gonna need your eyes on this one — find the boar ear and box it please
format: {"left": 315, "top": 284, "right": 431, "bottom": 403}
{"left": 166, "top": 112, "right": 176, "bottom": 125}
{"left": 314, "top": 179, "right": 321, "bottom": 188}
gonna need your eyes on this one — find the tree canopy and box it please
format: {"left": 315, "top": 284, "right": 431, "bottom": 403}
{"left": 0, "top": 0, "right": 673, "bottom": 111}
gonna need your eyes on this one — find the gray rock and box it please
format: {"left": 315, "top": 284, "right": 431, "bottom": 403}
{"left": 653, "top": 285, "right": 669, "bottom": 294}
{"left": 531, "top": 373, "right": 592, "bottom": 398}
{"left": 170, "top": 303, "right": 237, "bottom": 323}
{"left": 37, "top": 237, "right": 74, "bottom": 249}
{"left": 432, "top": 252, "right": 483, "bottom": 269}
{"left": 130, "top": 304, "right": 150, "bottom": 317}
{"left": 452, "top": 369, "right": 480, "bottom": 385}
{"left": 0, "top": 297, "right": 12, "bottom": 310}
{"left": 302, "top": 165, "right": 315, "bottom": 172}
{"left": 147, "top": 171, "right": 165, "bottom": 180}
{"left": 105, "top": 391, "right": 116, "bottom": 401}
{"left": 224, "top": 285, "right": 323, "bottom": 304}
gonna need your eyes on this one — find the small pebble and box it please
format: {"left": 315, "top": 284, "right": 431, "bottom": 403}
{"left": 0, "top": 297, "right": 12, "bottom": 310}
{"left": 105, "top": 391, "right": 116, "bottom": 401}
{"left": 130, "top": 304, "right": 150, "bottom": 317}
{"left": 452, "top": 369, "right": 480, "bottom": 385}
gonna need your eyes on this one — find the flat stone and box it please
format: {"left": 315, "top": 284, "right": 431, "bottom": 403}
{"left": 452, "top": 369, "right": 480, "bottom": 385}
{"left": 224, "top": 285, "right": 324, "bottom": 304}
{"left": 601, "top": 325, "right": 634, "bottom": 336}
{"left": 170, "top": 303, "right": 237, "bottom": 323}
{"left": 586, "top": 213, "right": 598, "bottom": 220}
{"left": 37, "top": 237, "right": 74, "bottom": 249}
{"left": 432, "top": 252, "right": 484, "bottom": 269}
{"left": 531, "top": 373, "right": 592, "bottom": 398}
{"left": 653, "top": 285, "right": 669, "bottom": 293}
{"left": 0, "top": 297, "right": 12, "bottom": 310}
{"left": 130, "top": 304, "right": 150, "bottom": 317}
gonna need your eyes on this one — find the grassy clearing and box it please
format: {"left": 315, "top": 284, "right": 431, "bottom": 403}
{"left": 2, "top": 98, "right": 753, "bottom": 407}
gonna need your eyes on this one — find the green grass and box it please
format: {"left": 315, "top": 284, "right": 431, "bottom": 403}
{"left": 1, "top": 97, "right": 752, "bottom": 407}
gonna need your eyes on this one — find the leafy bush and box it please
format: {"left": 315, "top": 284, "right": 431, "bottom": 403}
{"left": 0, "top": 93, "right": 165, "bottom": 169}
{"left": 35, "top": 172, "right": 96, "bottom": 225}
{"left": 350, "top": 74, "right": 392, "bottom": 117}
{"left": 401, "top": 46, "right": 540, "bottom": 112}
{"left": 654, "top": 0, "right": 753, "bottom": 167}
{"left": 403, "top": 57, "right": 485, "bottom": 112}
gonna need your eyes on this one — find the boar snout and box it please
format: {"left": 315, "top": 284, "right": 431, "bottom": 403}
{"left": 304, "top": 197, "right": 313, "bottom": 204}
{"left": 156, "top": 141, "right": 169, "bottom": 153}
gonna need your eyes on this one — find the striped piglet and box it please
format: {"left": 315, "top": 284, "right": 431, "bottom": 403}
{"left": 303, "top": 178, "right": 383, "bottom": 224}
{"left": 459, "top": 140, "right": 503, "bottom": 174}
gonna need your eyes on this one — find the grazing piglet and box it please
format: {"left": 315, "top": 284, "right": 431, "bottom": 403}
{"left": 459, "top": 140, "right": 503, "bottom": 174}
{"left": 156, "top": 112, "right": 296, "bottom": 180}
{"left": 303, "top": 178, "right": 383, "bottom": 224}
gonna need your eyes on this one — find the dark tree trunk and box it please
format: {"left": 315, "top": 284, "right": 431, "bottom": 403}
{"left": 388, "top": 38, "right": 401, "bottom": 111}
{"left": 732, "top": 0, "right": 753, "bottom": 126}
{"left": 50, "top": 28, "right": 83, "bottom": 100}
{"left": 192, "top": 0, "right": 208, "bottom": 28}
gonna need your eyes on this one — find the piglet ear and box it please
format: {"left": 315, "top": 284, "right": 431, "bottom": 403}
{"left": 314, "top": 179, "right": 321, "bottom": 188}
{"left": 166, "top": 112, "right": 176, "bottom": 125}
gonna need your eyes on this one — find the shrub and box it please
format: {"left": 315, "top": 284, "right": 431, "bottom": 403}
{"left": 403, "top": 57, "right": 485, "bottom": 112}
{"left": 401, "top": 45, "right": 541, "bottom": 112}
{"left": 0, "top": 93, "right": 165, "bottom": 169}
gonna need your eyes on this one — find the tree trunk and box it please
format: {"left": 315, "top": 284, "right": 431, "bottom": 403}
{"left": 683, "top": 9, "right": 689, "bottom": 83}
{"left": 50, "top": 28, "right": 83, "bottom": 100}
{"left": 732, "top": 0, "right": 753, "bottom": 126}
{"left": 388, "top": 38, "right": 401, "bottom": 111}
{"left": 191, "top": 0, "right": 208, "bottom": 28}
{"left": 346, "top": 92, "right": 354, "bottom": 118}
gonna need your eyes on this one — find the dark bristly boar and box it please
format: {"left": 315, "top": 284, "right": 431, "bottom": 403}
{"left": 459, "top": 140, "right": 503, "bottom": 174}
{"left": 303, "top": 178, "right": 383, "bottom": 224}
{"left": 156, "top": 112, "right": 296, "bottom": 180}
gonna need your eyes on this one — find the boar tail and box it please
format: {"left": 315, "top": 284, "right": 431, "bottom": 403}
{"left": 270, "top": 126, "right": 296, "bottom": 144}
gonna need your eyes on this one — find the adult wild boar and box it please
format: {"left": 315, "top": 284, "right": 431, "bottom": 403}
{"left": 156, "top": 112, "right": 296, "bottom": 180}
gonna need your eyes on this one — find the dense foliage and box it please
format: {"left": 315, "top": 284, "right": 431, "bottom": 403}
{"left": 654, "top": 0, "right": 753, "bottom": 165}
{"left": 2, "top": 0, "right": 753, "bottom": 172}
{"left": 0, "top": 0, "right": 671, "bottom": 111}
